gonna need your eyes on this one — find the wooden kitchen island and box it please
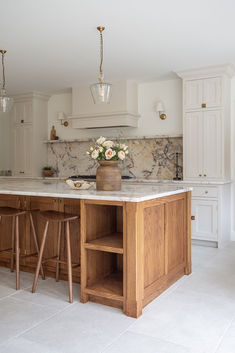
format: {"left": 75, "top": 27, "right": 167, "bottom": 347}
{"left": 0, "top": 180, "right": 192, "bottom": 318}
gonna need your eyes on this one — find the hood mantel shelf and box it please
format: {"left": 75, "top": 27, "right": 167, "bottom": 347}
{"left": 70, "top": 80, "right": 140, "bottom": 129}
{"left": 69, "top": 111, "right": 140, "bottom": 129}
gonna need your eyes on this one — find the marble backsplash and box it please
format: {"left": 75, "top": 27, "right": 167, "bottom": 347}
{"left": 47, "top": 136, "right": 183, "bottom": 180}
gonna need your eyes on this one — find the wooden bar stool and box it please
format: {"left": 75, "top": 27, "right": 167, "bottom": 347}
{"left": 32, "top": 210, "right": 79, "bottom": 303}
{"left": 0, "top": 207, "right": 44, "bottom": 290}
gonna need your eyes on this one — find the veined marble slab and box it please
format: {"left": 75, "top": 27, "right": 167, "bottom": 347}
{"left": 0, "top": 180, "right": 192, "bottom": 203}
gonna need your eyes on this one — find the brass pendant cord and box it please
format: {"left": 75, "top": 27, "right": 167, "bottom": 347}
{"left": 98, "top": 28, "right": 104, "bottom": 84}
{"left": 1, "top": 51, "right": 5, "bottom": 90}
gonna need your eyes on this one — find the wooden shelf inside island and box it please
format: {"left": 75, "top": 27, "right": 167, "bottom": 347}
{"left": 85, "top": 271, "right": 123, "bottom": 302}
{"left": 84, "top": 232, "right": 123, "bottom": 254}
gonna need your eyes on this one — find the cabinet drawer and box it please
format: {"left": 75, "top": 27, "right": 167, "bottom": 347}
{"left": 192, "top": 186, "right": 218, "bottom": 198}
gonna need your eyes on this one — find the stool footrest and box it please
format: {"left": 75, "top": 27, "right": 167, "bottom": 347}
{"left": 42, "top": 256, "right": 79, "bottom": 268}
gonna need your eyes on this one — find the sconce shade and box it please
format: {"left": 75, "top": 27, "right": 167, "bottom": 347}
{"left": 57, "top": 111, "right": 66, "bottom": 120}
{"left": 90, "top": 82, "right": 112, "bottom": 104}
{"left": 156, "top": 101, "right": 165, "bottom": 112}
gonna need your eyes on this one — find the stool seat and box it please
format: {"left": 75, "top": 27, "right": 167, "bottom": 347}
{"left": 0, "top": 207, "right": 26, "bottom": 217}
{"left": 39, "top": 210, "right": 79, "bottom": 222}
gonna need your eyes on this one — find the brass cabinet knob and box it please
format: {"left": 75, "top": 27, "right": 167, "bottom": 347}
{"left": 19, "top": 171, "right": 24, "bottom": 174}
{"left": 205, "top": 190, "right": 208, "bottom": 194}
{"left": 199, "top": 174, "right": 202, "bottom": 177}
{"left": 53, "top": 199, "right": 57, "bottom": 203}
{"left": 191, "top": 216, "right": 195, "bottom": 220}
{"left": 21, "top": 119, "right": 24, "bottom": 123}
{"left": 204, "top": 174, "right": 207, "bottom": 177}
{"left": 59, "top": 199, "right": 62, "bottom": 203}
{"left": 201, "top": 103, "right": 206, "bottom": 108}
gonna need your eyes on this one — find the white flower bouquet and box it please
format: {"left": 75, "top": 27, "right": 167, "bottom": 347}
{"left": 86, "top": 137, "right": 129, "bottom": 161}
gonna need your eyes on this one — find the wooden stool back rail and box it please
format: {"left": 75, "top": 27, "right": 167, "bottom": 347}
{"left": 32, "top": 210, "right": 80, "bottom": 303}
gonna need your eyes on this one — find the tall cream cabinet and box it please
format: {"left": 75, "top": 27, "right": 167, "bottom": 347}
{"left": 11, "top": 93, "right": 50, "bottom": 177}
{"left": 177, "top": 65, "right": 235, "bottom": 247}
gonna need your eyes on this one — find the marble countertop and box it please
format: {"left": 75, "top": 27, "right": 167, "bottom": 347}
{"left": 0, "top": 179, "right": 192, "bottom": 203}
{"left": 0, "top": 176, "right": 231, "bottom": 185}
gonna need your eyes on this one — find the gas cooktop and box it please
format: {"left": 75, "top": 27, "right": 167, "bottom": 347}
{"left": 69, "top": 175, "right": 133, "bottom": 180}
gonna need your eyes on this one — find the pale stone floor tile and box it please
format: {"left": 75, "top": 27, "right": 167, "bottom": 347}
{"left": 102, "top": 331, "right": 202, "bottom": 353}
{"left": 21, "top": 302, "right": 135, "bottom": 353}
{"left": 215, "top": 319, "right": 235, "bottom": 353}
{"left": 0, "top": 297, "right": 57, "bottom": 345}
{"left": 11, "top": 277, "right": 80, "bottom": 309}
{"left": 129, "top": 288, "right": 235, "bottom": 353}
{"left": 0, "top": 245, "right": 235, "bottom": 353}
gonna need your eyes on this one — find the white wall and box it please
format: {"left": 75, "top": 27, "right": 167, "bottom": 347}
{"left": 0, "top": 112, "right": 11, "bottom": 171}
{"left": 47, "top": 79, "right": 182, "bottom": 140}
{"left": 231, "top": 77, "right": 235, "bottom": 240}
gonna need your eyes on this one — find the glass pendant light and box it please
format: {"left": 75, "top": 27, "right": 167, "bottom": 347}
{"left": 90, "top": 26, "right": 112, "bottom": 104}
{"left": 0, "top": 50, "right": 13, "bottom": 113}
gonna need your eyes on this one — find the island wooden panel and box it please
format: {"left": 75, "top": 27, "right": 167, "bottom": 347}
{"left": 81, "top": 192, "right": 191, "bottom": 318}
{"left": 0, "top": 191, "right": 191, "bottom": 317}
{"left": 0, "top": 195, "right": 80, "bottom": 282}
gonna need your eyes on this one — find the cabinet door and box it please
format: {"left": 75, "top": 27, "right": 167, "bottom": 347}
{"left": 203, "top": 77, "right": 222, "bottom": 108}
{"left": 184, "top": 79, "right": 203, "bottom": 110}
{"left": 12, "top": 124, "right": 33, "bottom": 176}
{"left": 191, "top": 199, "right": 218, "bottom": 241}
{"left": 184, "top": 111, "right": 203, "bottom": 179}
{"left": 203, "top": 110, "right": 222, "bottom": 179}
{"left": 23, "top": 124, "right": 33, "bottom": 176}
{"left": 12, "top": 125, "right": 24, "bottom": 176}
{"left": 13, "top": 102, "right": 33, "bottom": 124}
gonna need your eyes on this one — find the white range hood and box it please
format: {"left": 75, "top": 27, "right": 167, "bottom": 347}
{"left": 69, "top": 80, "right": 140, "bottom": 129}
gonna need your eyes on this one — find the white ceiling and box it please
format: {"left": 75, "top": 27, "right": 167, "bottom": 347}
{"left": 1, "top": 0, "right": 235, "bottom": 94}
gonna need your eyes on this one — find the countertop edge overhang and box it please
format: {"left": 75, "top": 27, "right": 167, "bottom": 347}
{"left": 0, "top": 186, "right": 192, "bottom": 202}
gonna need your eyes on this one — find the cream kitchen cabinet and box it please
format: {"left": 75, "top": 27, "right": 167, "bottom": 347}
{"left": 177, "top": 65, "right": 234, "bottom": 181}
{"left": 12, "top": 123, "right": 33, "bottom": 176}
{"left": 184, "top": 110, "right": 223, "bottom": 180}
{"left": 184, "top": 77, "right": 222, "bottom": 110}
{"left": 191, "top": 199, "right": 218, "bottom": 241}
{"left": 11, "top": 93, "right": 49, "bottom": 177}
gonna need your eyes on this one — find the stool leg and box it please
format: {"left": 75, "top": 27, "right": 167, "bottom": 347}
{"left": 66, "top": 221, "right": 73, "bottom": 303}
{"left": 56, "top": 222, "right": 62, "bottom": 282}
{"left": 15, "top": 216, "right": 20, "bottom": 290}
{"left": 10, "top": 216, "right": 15, "bottom": 272}
{"left": 29, "top": 213, "right": 45, "bottom": 280}
{"left": 32, "top": 221, "right": 49, "bottom": 293}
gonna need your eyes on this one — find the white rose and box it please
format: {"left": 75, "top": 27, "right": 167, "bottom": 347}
{"left": 91, "top": 149, "right": 99, "bottom": 159}
{"left": 96, "top": 136, "right": 106, "bottom": 145}
{"left": 90, "top": 146, "right": 94, "bottom": 151}
{"left": 99, "top": 146, "right": 104, "bottom": 152}
{"left": 105, "top": 148, "right": 116, "bottom": 160}
{"left": 86, "top": 151, "right": 90, "bottom": 155}
{"left": 125, "top": 150, "right": 129, "bottom": 155}
{"left": 103, "top": 140, "right": 114, "bottom": 148}
{"left": 118, "top": 150, "right": 126, "bottom": 160}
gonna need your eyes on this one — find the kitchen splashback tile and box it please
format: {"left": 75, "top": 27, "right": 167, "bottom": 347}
{"left": 48, "top": 137, "right": 183, "bottom": 179}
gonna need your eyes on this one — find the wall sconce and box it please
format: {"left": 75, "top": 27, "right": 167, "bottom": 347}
{"left": 155, "top": 101, "right": 167, "bottom": 120}
{"left": 57, "top": 111, "right": 69, "bottom": 127}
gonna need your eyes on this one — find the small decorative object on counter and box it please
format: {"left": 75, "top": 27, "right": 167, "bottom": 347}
{"left": 86, "top": 136, "right": 129, "bottom": 191}
{"left": 42, "top": 166, "right": 54, "bottom": 177}
{"left": 66, "top": 179, "right": 95, "bottom": 190}
{"left": 50, "top": 125, "right": 59, "bottom": 140}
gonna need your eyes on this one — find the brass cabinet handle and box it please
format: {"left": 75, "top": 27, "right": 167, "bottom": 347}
{"left": 53, "top": 199, "right": 57, "bottom": 203}
{"left": 21, "top": 119, "right": 24, "bottom": 123}
{"left": 191, "top": 216, "right": 195, "bottom": 220}
{"left": 59, "top": 199, "right": 62, "bottom": 203}
{"left": 201, "top": 103, "right": 206, "bottom": 108}
{"left": 19, "top": 171, "right": 24, "bottom": 174}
